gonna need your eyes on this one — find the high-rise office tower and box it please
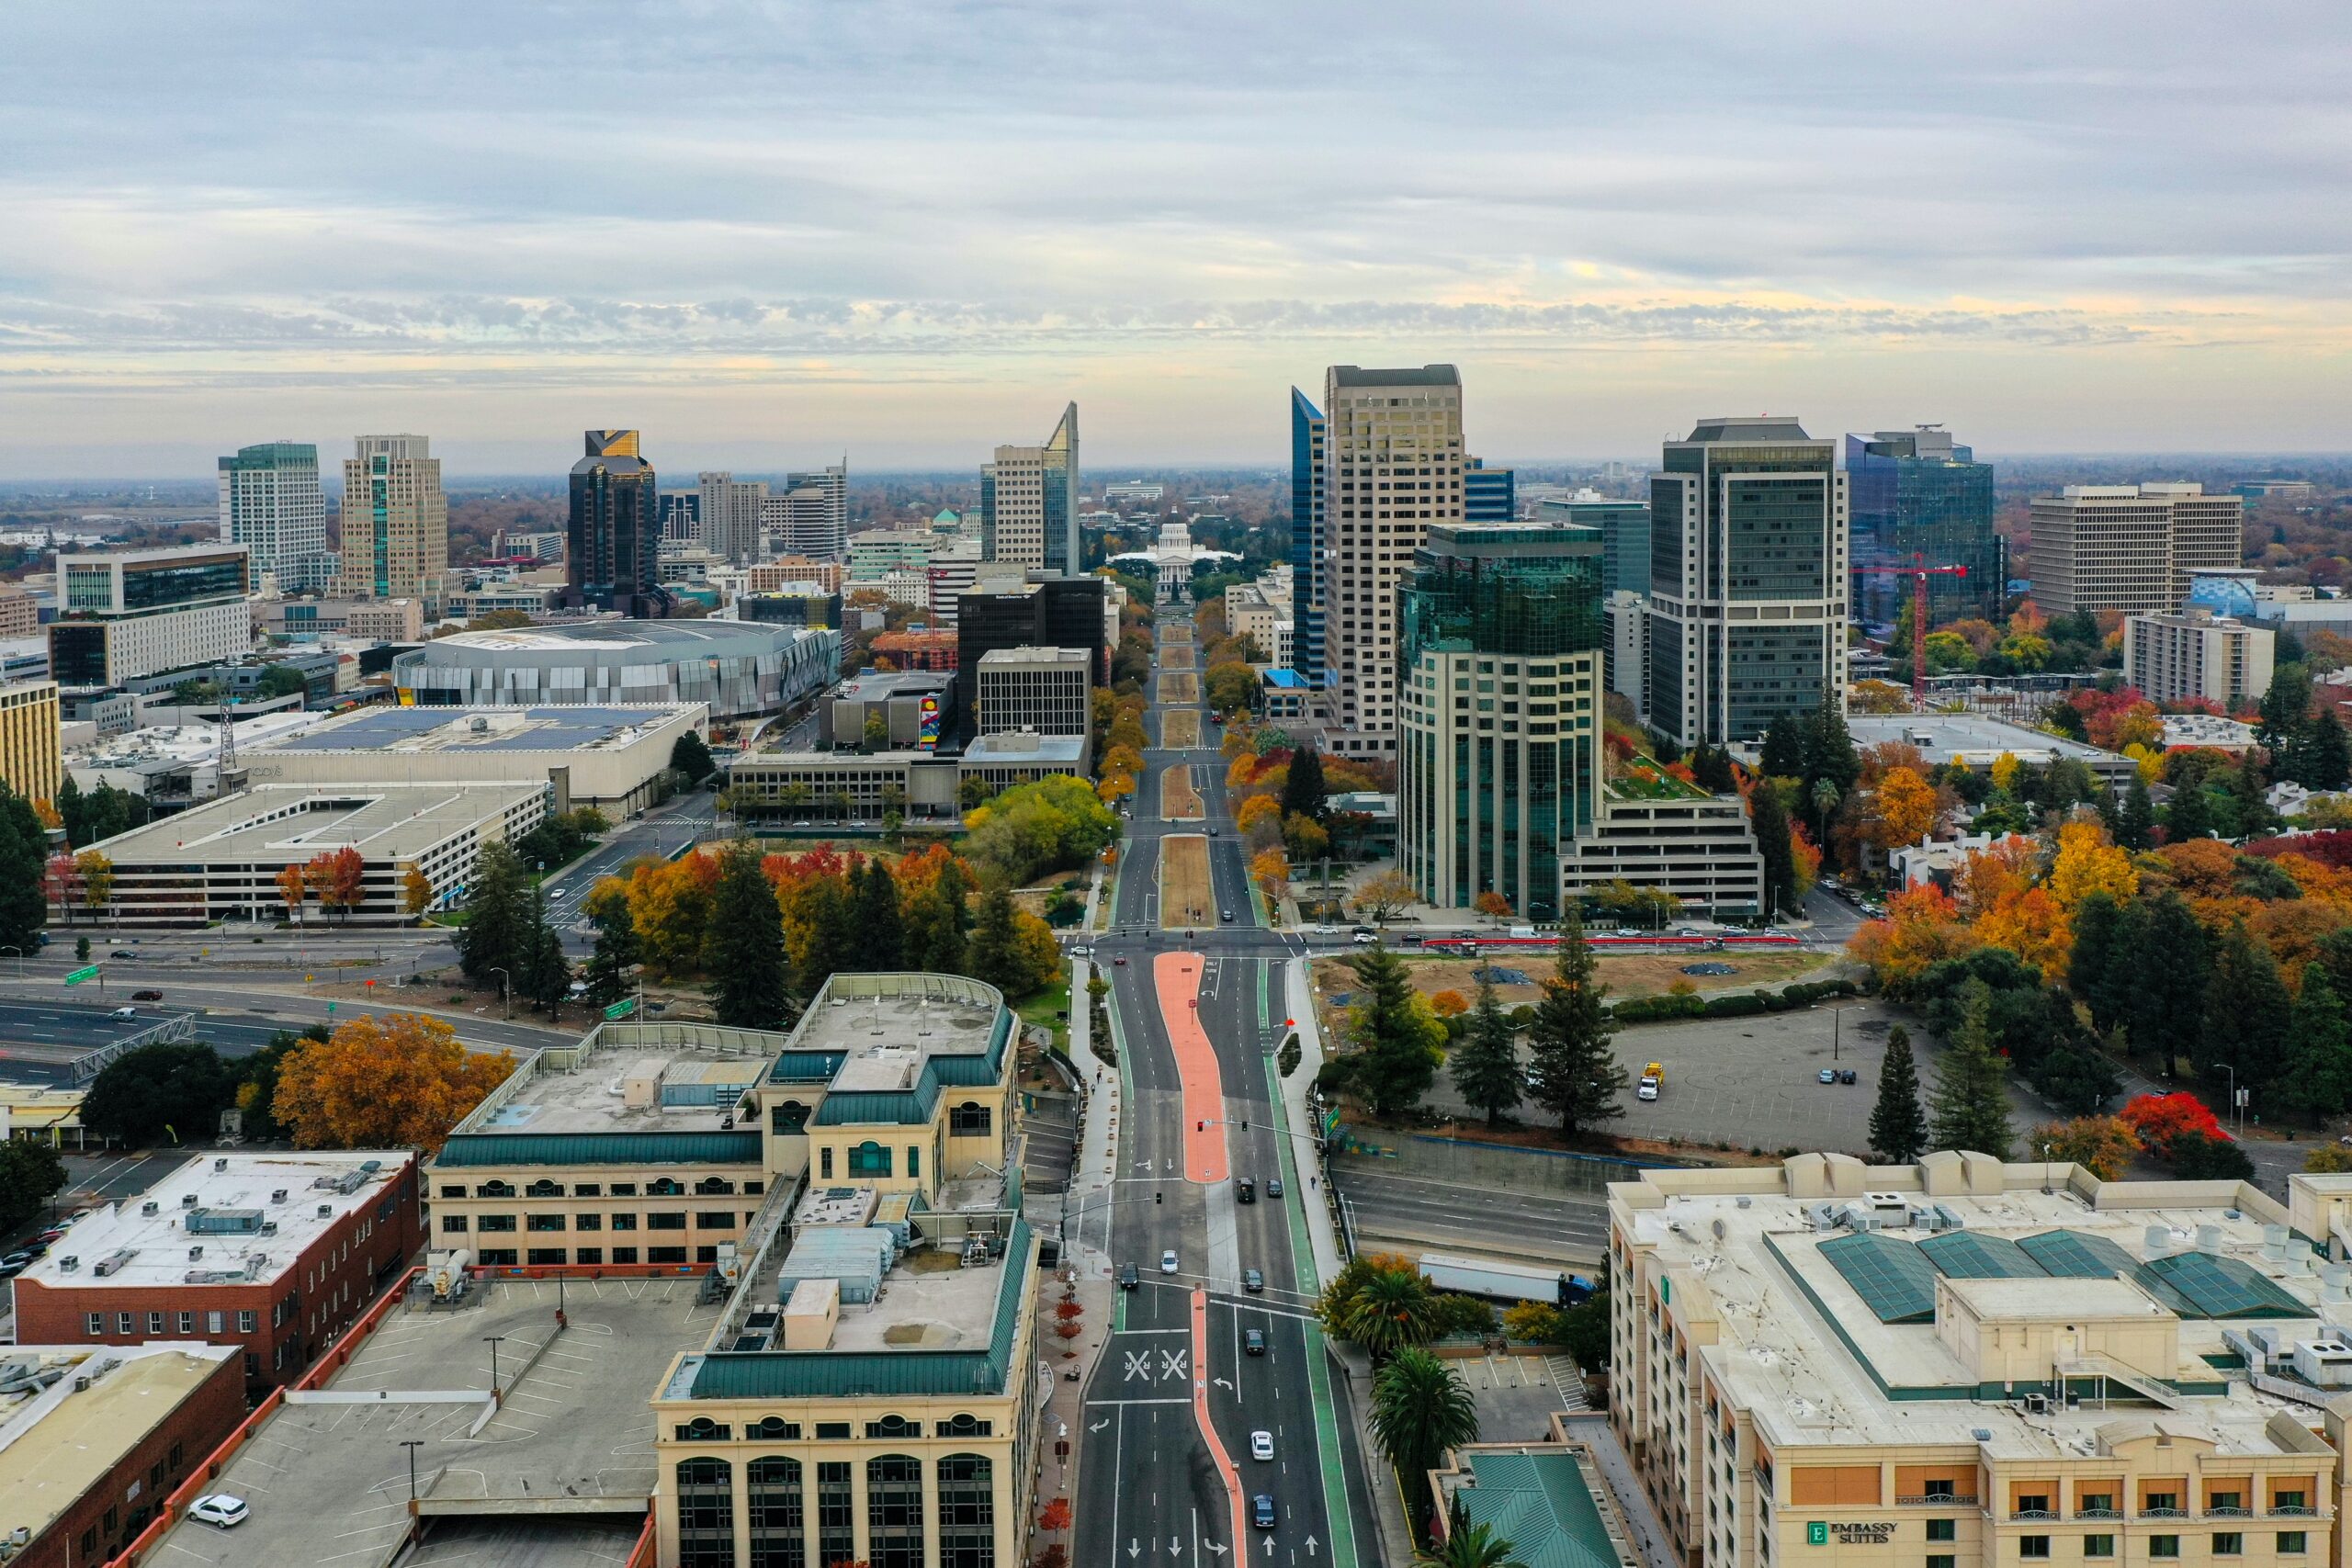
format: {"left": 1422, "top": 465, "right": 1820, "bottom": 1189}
{"left": 1464, "top": 458, "right": 1516, "bottom": 522}
{"left": 1535, "top": 491, "right": 1651, "bottom": 599}
{"left": 334, "top": 434, "right": 447, "bottom": 608}
{"left": 1288, "top": 388, "right": 1326, "bottom": 677}
{"left": 697, "top": 472, "right": 769, "bottom": 564}
{"left": 659, "top": 491, "right": 701, "bottom": 543}
{"left": 761, "top": 463, "right": 850, "bottom": 561}
{"left": 567, "top": 430, "right": 665, "bottom": 617}
{"left": 1397, "top": 524, "right": 1604, "bottom": 918}
{"left": 218, "top": 441, "right": 331, "bottom": 592}
{"left": 981, "top": 404, "right": 1079, "bottom": 572}
{"left": 1845, "top": 425, "right": 1999, "bottom": 630}
{"left": 2029, "top": 482, "right": 2243, "bottom": 616}
{"left": 1646, "top": 416, "right": 1848, "bottom": 747}
{"left": 1320, "top": 365, "right": 1464, "bottom": 752}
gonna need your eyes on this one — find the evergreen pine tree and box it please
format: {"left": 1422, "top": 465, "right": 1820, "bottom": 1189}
{"left": 1448, "top": 971, "right": 1523, "bottom": 1126}
{"left": 855, "top": 859, "right": 906, "bottom": 971}
{"left": 1758, "top": 716, "right": 1805, "bottom": 780}
{"left": 2308, "top": 709, "right": 2352, "bottom": 792}
{"left": 2165, "top": 784, "right": 2215, "bottom": 841}
{"left": 2200, "top": 919, "right": 2291, "bottom": 1090}
{"left": 1749, "top": 784, "right": 1799, "bottom": 919}
{"left": 1805, "top": 696, "right": 1862, "bottom": 796}
{"left": 1281, "top": 747, "right": 1329, "bottom": 822}
{"left": 2256, "top": 660, "right": 2312, "bottom": 755}
{"left": 669, "top": 729, "right": 715, "bottom": 784}
{"left": 582, "top": 894, "right": 640, "bottom": 1009}
{"left": 523, "top": 880, "right": 571, "bottom": 1020}
{"left": 710, "top": 839, "right": 791, "bottom": 1027}
{"left": 2279, "top": 968, "right": 2352, "bottom": 1122}
{"left": 791, "top": 874, "right": 858, "bottom": 998}
{"left": 963, "top": 886, "right": 1024, "bottom": 994}
{"left": 906, "top": 861, "right": 969, "bottom": 975}
{"left": 1523, "top": 916, "right": 1626, "bottom": 1137}
{"left": 1930, "top": 980, "right": 2015, "bottom": 1159}
{"left": 1341, "top": 942, "right": 1443, "bottom": 1118}
{"left": 1690, "top": 746, "right": 1738, "bottom": 794}
{"left": 2067, "top": 891, "right": 2133, "bottom": 1033}
{"left": 2116, "top": 773, "right": 2156, "bottom": 852}
{"left": 54, "top": 775, "right": 85, "bottom": 848}
{"left": 1869, "top": 1023, "right": 1929, "bottom": 1164}
{"left": 456, "top": 840, "right": 531, "bottom": 990}
{"left": 2125, "top": 890, "right": 2210, "bottom": 1079}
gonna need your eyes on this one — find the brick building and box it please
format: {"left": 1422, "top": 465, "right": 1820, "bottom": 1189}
{"left": 0, "top": 1342, "right": 245, "bottom": 1568}
{"left": 10, "top": 1151, "right": 422, "bottom": 1394}
{"left": 871, "top": 628, "right": 959, "bottom": 671}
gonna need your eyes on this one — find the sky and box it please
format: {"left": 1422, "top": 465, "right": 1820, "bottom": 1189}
{"left": 3, "top": 1, "right": 2348, "bottom": 478}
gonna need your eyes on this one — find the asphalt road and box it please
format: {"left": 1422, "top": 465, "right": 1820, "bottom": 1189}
{"left": 542, "top": 792, "right": 717, "bottom": 936}
{"left": 1074, "top": 606, "right": 1384, "bottom": 1568}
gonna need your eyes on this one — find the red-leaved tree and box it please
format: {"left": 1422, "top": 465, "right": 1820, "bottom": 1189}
{"left": 2119, "top": 1092, "right": 2226, "bottom": 1159}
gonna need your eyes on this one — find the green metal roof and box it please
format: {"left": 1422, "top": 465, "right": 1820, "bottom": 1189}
{"left": 1451, "top": 1450, "right": 1622, "bottom": 1568}
{"left": 1820, "top": 1232, "right": 1941, "bottom": 1324}
{"left": 435, "top": 1131, "right": 763, "bottom": 1168}
{"left": 684, "top": 1217, "right": 1032, "bottom": 1401}
{"left": 770, "top": 1051, "right": 848, "bottom": 1083}
{"left": 813, "top": 1086, "right": 939, "bottom": 1127}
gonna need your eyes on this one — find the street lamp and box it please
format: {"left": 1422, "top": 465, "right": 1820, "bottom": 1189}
{"left": 401, "top": 1438, "right": 424, "bottom": 1511}
{"left": 486, "top": 966, "right": 511, "bottom": 1021}
{"left": 483, "top": 1335, "right": 507, "bottom": 1401}
{"left": 2043, "top": 1142, "right": 2055, "bottom": 1196}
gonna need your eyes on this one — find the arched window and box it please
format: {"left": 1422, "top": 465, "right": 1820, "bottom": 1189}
{"left": 949, "top": 1101, "right": 991, "bottom": 1136}
{"left": 938, "top": 1453, "right": 996, "bottom": 1568}
{"left": 866, "top": 1455, "right": 924, "bottom": 1568}
{"left": 751, "top": 1416, "right": 801, "bottom": 1440}
{"left": 695, "top": 1176, "right": 738, "bottom": 1196}
{"left": 848, "top": 1141, "right": 892, "bottom": 1178}
{"left": 676, "top": 1416, "right": 733, "bottom": 1441}
{"left": 476, "top": 1180, "right": 514, "bottom": 1198}
{"left": 865, "top": 1414, "right": 918, "bottom": 1439}
{"left": 771, "top": 1101, "right": 810, "bottom": 1134}
{"left": 649, "top": 1177, "right": 685, "bottom": 1196}
{"left": 935, "top": 1414, "right": 992, "bottom": 1438}
{"left": 748, "top": 1455, "right": 804, "bottom": 1568}
{"left": 676, "top": 1457, "right": 736, "bottom": 1568}
{"left": 526, "top": 1179, "right": 564, "bottom": 1198}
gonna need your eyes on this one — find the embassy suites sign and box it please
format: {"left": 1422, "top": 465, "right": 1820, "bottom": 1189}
{"left": 1804, "top": 1522, "right": 1896, "bottom": 1546}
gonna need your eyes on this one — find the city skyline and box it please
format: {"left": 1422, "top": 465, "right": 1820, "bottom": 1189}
{"left": 3, "top": 3, "right": 2347, "bottom": 476}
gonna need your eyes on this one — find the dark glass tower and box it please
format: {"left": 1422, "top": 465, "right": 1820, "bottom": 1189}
{"left": 1288, "top": 387, "right": 1325, "bottom": 676}
{"left": 567, "top": 430, "right": 666, "bottom": 616}
{"left": 1463, "top": 459, "right": 1516, "bottom": 522}
{"left": 1846, "top": 426, "right": 1998, "bottom": 633}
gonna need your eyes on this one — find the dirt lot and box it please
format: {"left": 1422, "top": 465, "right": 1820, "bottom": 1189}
{"left": 1311, "top": 947, "right": 1835, "bottom": 1007}
{"left": 1160, "top": 764, "right": 1203, "bottom": 818}
{"left": 1160, "top": 708, "right": 1202, "bottom": 749}
{"left": 1159, "top": 835, "right": 1214, "bottom": 929}
{"left": 1159, "top": 670, "right": 1199, "bottom": 705}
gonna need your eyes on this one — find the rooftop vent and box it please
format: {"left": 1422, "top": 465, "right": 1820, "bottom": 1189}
{"left": 1973, "top": 1427, "right": 1994, "bottom": 1442}
{"left": 140, "top": 1201, "right": 159, "bottom": 1217}
{"left": 91, "top": 1250, "right": 137, "bottom": 1279}
{"left": 2197, "top": 1224, "right": 2224, "bottom": 1254}
{"left": 316, "top": 1204, "right": 333, "bottom": 1218}
{"left": 213, "top": 1157, "right": 228, "bottom": 1172}
{"left": 179, "top": 1193, "right": 198, "bottom": 1209}
{"left": 187, "top": 1246, "right": 202, "bottom": 1260}
{"left": 271, "top": 1190, "right": 288, "bottom": 1204}
{"left": 56, "top": 1257, "right": 76, "bottom": 1272}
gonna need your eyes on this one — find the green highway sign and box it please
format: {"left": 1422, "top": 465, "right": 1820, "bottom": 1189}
{"left": 62, "top": 965, "right": 99, "bottom": 986}
{"left": 605, "top": 998, "right": 638, "bottom": 1020}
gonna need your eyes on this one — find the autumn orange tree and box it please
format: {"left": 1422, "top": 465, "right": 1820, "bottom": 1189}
{"left": 277, "top": 863, "right": 309, "bottom": 926}
{"left": 272, "top": 1012, "right": 514, "bottom": 1152}
{"left": 1473, "top": 890, "right": 1512, "bottom": 925}
{"left": 401, "top": 865, "right": 434, "bottom": 918}
{"left": 1860, "top": 766, "right": 1939, "bottom": 852}
{"left": 307, "top": 846, "right": 368, "bottom": 920}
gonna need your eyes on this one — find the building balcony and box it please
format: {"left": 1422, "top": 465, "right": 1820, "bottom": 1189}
{"left": 2138, "top": 1507, "right": 2188, "bottom": 1520}
{"left": 2074, "top": 1509, "right": 2121, "bottom": 1521}
{"left": 1897, "top": 1495, "right": 1978, "bottom": 1507}
{"left": 2204, "top": 1507, "right": 2251, "bottom": 1518}
{"left": 2009, "top": 1510, "right": 2059, "bottom": 1522}
{"left": 2269, "top": 1506, "right": 2320, "bottom": 1518}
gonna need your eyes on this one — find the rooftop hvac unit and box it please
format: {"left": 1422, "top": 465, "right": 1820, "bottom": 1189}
{"left": 91, "top": 1250, "right": 136, "bottom": 1279}
{"left": 1864, "top": 1190, "right": 1906, "bottom": 1212}
{"left": 72, "top": 1377, "right": 89, "bottom": 1393}
{"left": 1807, "top": 1202, "right": 1840, "bottom": 1233}
{"left": 259, "top": 1222, "right": 276, "bottom": 1235}
{"left": 272, "top": 1190, "right": 288, "bottom": 1204}
{"left": 1842, "top": 1202, "right": 1881, "bottom": 1232}
{"left": 1736, "top": 1196, "right": 1753, "bottom": 1210}
{"left": 213, "top": 1157, "right": 228, "bottom": 1172}
{"left": 2197, "top": 1224, "right": 2223, "bottom": 1254}
{"left": 187, "top": 1246, "right": 202, "bottom": 1261}
{"left": 56, "top": 1257, "right": 76, "bottom": 1272}
{"left": 140, "top": 1201, "right": 159, "bottom": 1217}
{"left": 179, "top": 1193, "right": 198, "bottom": 1209}
{"left": 2146, "top": 1225, "right": 2175, "bottom": 1258}
{"left": 317, "top": 1204, "right": 333, "bottom": 1218}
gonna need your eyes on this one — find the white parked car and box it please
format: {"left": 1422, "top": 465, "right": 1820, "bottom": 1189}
{"left": 1160, "top": 1249, "right": 1179, "bottom": 1274}
{"left": 188, "top": 1495, "right": 249, "bottom": 1529}
{"left": 1250, "top": 1430, "right": 1275, "bottom": 1461}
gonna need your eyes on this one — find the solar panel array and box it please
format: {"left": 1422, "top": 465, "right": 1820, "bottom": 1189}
{"left": 1820, "top": 1228, "right": 2314, "bottom": 1325}
{"left": 275, "top": 705, "right": 660, "bottom": 752}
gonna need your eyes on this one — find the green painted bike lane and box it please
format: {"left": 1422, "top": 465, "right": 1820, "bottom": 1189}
{"left": 1258, "top": 969, "right": 1358, "bottom": 1568}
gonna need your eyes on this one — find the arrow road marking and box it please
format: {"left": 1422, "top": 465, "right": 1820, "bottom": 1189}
{"left": 1170, "top": 1538, "right": 1182, "bottom": 1556}
{"left": 1305, "top": 1537, "right": 1319, "bottom": 1557}
{"left": 1212, "top": 1377, "right": 1233, "bottom": 1392}
{"left": 1207, "top": 1543, "right": 1229, "bottom": 1558}
{"left": 1129, "top": 1543, "right": 1141, "bottom": 1560}
{"left": 1261, "top": 1538, "right": 1274, "bottom": 1556}
{"left": 1089, "top": 1418, "right": 1110, "bottom": 1433}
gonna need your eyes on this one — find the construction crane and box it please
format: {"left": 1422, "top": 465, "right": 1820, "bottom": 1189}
{"left": 1854, "top": 554, "right": 1969, "bottom": 711}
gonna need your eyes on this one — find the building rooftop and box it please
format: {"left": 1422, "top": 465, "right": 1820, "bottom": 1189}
{"left": 256, "top": 704, "right": 699, "bottom": 756}
{"left": 20, "top": 1151, "right": 407, "bottom": 1292}
{"left": 977, "top": 645, "right": 1091, "bottom": 668}
{"left": 1616, "top": 1160, "right": 2352, "bottom": 1460}
{"left": 1681, "top": 415, "right": 1814, "bottom": 444}
{"left": 835, "top": 669, "right": 952, "bottom": 702}
{"left": 2163, "top": 714, "right": 2262, "bottom": 750}
{"left": 437, "top": 1023, "right": 784, "bottom": 1168}
{"left": 767, "top": 974, "right": 1011, "bottom": 1127}
{"left": 1330, "top": 364, "right": 1460, "bottom": 388}
{"left": 86, "top": 782, "right": 547, "bottom": 863}
{"left": 0, "top": 1343, "right": 242, "bottom": 1549}
{"left": 1845, "top": 713, "right": 2124, "bottom": 771}
{"left": 1437, "top": 1441, "right": 1638, "bottom": 1568}
{"left": 408, "top": 618, "right": 809, "bottom": 659}
{"left": 961, "top": 732, "right": 1087, "bottom": 765}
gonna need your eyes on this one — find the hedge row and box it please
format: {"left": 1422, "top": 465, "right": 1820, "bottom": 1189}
{"left": 1608, "top": 976, "right": 1859, "bottom": 1023}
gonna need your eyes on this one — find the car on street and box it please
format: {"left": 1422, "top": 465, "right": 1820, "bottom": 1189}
{"left": 1253, "top": 1495, "right": 1277, "bottom": 1530}
{"left": 1160, "top": 1249, "right": 1179, "bottom": 1274}
{"left": 1613, "top": 927, "right": 1641, "bottom": 937}
{"left": 0, "top": 1253, "right": 29, "bottom": 1278}
{"left": 1243, "top": 1327, "right": 1266, "bottom": 1356}
{"left": 110, "top": 949, "right": 134, "bottom": 959}
{"left": 1351, "top": 931, "right": 1375, "bottom": 945}
{"left": 1220, "top": 909, "right": 1233, "bottom": 922}
{"left": 187, "top": 1495, "right": 249, "bottom": 1529}
{"left": 1250, "top": 1430, "right": 1274, "bottom": 1461}
{"left": 1266, "top": 1177, "right": 1283, "bottom": 1198}
{"left": 1118, "top": 1263, "right": 1139, "bottom": 1291}
{"left": 131, "top": 989, "right": 163, "bottom": 1001}
{"left": 1242, "top": 1268, "right": 1263, "bottom": 1293}
{"left": 1206, "top": 827, "right": 1218, "bottom": 837}
{"left": 110, "top": 1007, "right": 137, "bottom": 1020}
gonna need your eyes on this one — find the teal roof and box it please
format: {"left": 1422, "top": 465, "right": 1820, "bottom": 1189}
{"left": 436, "top": 1131, "right": 763, "bottom": 1168}
{"left": 771, "top": 1051, "right": 849, "bottom": 1083}
{"left": 1820, "top": 1232, "right": 1941, "bottom": 1324}
{"left": 1451, "top": 1450, "right": 1622, "bottom": 1568}
{"left": 1825, "top": 1228, "right": 2314, "bottom": 1325}
{"left": 2016, "top": 1228, "right": 2137, "bottom": 1279}
{"left": 789, "top": 1006, "right": 1012, "bottom": 1127}
{"left": 683, "top": 1217, "right": 1032, "bottom": 1401}
{"left": 814, "top": 1087, "right": 938, "bottom": 1127}
{"left": 2136, "top": 1250, "right": 2312, "bottom": 1319}
{"left": 1918, "top": 1232, "right": 2044, "bottom": 1280}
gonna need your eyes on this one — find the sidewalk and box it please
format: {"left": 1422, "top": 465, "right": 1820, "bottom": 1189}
{"left": 1281, "top": 957, "right": 1344, "bottom": 1286}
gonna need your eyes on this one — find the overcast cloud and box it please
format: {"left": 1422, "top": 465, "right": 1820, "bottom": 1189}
{"left": 3, "top": 1, "right": 2346, "bottom": 475}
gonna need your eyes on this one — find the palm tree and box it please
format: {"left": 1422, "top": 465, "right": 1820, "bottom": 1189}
{"left": 1340, "top": 1268, "right": 1439, "bottom": 1359}
{"left": 1373, "top": 1349, "right": 1478, "bottom": 1514}
{"left": 1416, "top": 1501, "right": 1525, "bottom": 1568}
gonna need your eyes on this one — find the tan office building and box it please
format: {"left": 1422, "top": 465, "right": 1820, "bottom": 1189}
{"left": 1321, "top": 365, "right": 1464, "bottom": 753}
{"left": 2030, "top": 484, "right": 2245, "bottom": 616}
{"left": 0, "top": 678, "right": 62, "bottom": 803}
{"left": 1611, "top": 1156, "right": 2352, "bottom": 1568}
{"left": 2125, "top": 609, "right": 2277, "bottom": 709}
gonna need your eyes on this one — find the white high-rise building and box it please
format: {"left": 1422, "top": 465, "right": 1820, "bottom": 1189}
{"left": 2029, "top": 482, "right": 2245, "bottom": 616}
{"left": 981, "top": 406, "right": 1079, "bottom": 573}
{"left": 1319, "top": 366, "right": 1464, "bottom": 753}
{"left": 335, "top": 434, "right": 447, "bottom": 610}
{"left": 218, "top": 442, "right": 331, "bottom": 592}
{"left": 697, "top": 472, "right": 769, "bottom": 565}
{"left": 760, "top": 464, "right": 850, "bottom": 561}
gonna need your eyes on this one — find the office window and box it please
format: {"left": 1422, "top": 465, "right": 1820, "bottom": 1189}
{"left": 85, "top": 1313, "right": 102, "bottom": 1336}
{"left": 526, "top": 1247, "right": 566, "bottom": 1266}
{"left": 207, "top": 1311, "right": 224, "bottom": 1334}
{"left": 868, "top": 1455, "right": 925, "bottom": 1568}
{"left": 576, "top": 1247, "right": 604, "bottom": 1265}
{"left": 612, "top": 1247, "right": 639, "bottom": 1265}
{"left": 819, "top": 1461, "right": 856, "bottom": 1568}
{"left": 750, "top": 1456, "right": 806, "bottom": 1568}
{"left": 2019, "top": 1539, "right": 2051, "bottom": 1560}
{"left": 118, "top": 1312, "right": 133, "bottom": 1333}
{"left": 239, "top": 1310, "right": 256, "bottom": 1333}
{"left": 696, "top": 1212, "right": 736, "bottom": 1229}
{"left": 477, "top": 1214, "right": 517, "bottom": 1233}
{"left": 2214, "top": 1535, "right": 2243, "bottom": 1556}
{"left": 147, "top": 1311, "right": 164, "bottom": 1334}
{"left": 938, "top": 1453, "right": 996, "bottom": 1568}
{"left": 2278, "top": 1532, "right": 2308, "bottom": 1554}
{"left": 2148, "top": 1539, "right": 2179, "bottom": 1560}
{"left": 2083, "top": 1540, "right": 2117, "bottom": 1558}
{"left": 179, "top": 1311, "right": 195, "bottom": 1334}
{"left": 1927, "top": 1519, "right": 1955, "bottom": 1542}
{"left": 575, "top": 1214, "right": 603, "bottom": 1232}
{"left": 478, "top": 1248, "right": 517, "bottom": 1266}
{"left": 676, "top": 1457, "right": 735, "bottom": 1568}
{"left": 611, "top": 1213, "right": 638, "bottom": 1231}
{"left": 611, "top": 1183, "right": 639, "bottom": 1197}
{"left": 574, "top": 1183, "right": 602, "bottom": 1197}
{"left": 527, "top": 1214, "right": 566, "bottom": 1232}
{"left": 650, "top": 1247, "right": 687, "bottom": 1264}
{"left": 442, "top": 1214, "right": 469, "bottom": 1233}
{"left": 438, "top": 1184, "right": 465, "bottom": 1199}
{"left": 649, "top": 1213, "right": 687, "bottom": 1231}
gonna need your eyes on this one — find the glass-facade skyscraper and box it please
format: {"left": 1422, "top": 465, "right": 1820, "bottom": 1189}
{"left": 1535, "top": 492, "right": 1652, "bottom": 598}
{"left": 567, "top": 429, "right": 667, "bottom": 617}
{"left": 1464, "top": 459, "right": 1515, "bottom": 522}
{"left": 1845, "top": 426, "right": 1998, "bottom": 632}
{"left": 1288, "top": 387, "right": 1325, "bottom": 677}
{"left": 1396, "top": 524, "right": 1604, "bottom": 919}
